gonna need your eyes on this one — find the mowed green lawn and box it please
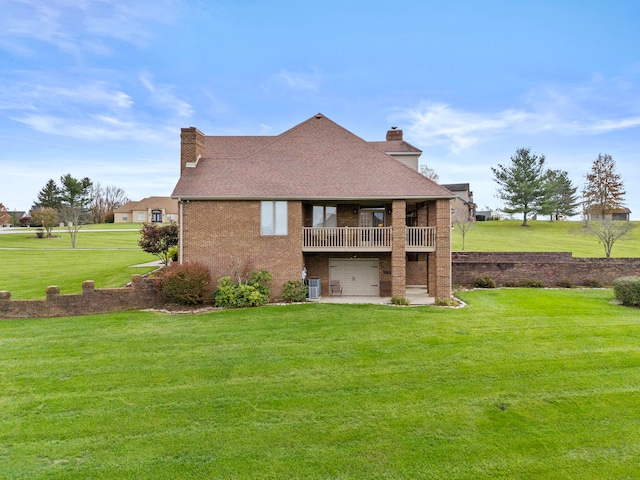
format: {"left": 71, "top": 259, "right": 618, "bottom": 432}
{"left": 452, "top": 220, "right": 640, "bottom": 257}
{"left": 1, "top": 288, "right": 639, "bottom": 479}
{"left": 0, "top": 227, "right": 157, "bottom": 299}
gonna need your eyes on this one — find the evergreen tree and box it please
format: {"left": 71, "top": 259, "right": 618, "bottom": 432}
{"left": 33, "top": 179, "right": 62, "bottom": 210}
{"left": 539, "top": 170, "right": 580, "bottom": 220}
{"left": 491, "top": 147, "right": 548, "bottom": 226}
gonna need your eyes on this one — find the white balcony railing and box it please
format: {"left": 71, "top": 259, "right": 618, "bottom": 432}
{"left": 406, "top": 226, "right": 437, "bottom": 252}
{"left": 302, "top": 227, "right": 435, "bottom": 252}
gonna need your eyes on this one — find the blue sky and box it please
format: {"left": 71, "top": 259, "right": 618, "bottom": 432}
{"left": 1, "top": 0, "right": 639, "bottom": 219}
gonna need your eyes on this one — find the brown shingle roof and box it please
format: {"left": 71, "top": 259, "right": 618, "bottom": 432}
{"left": 172, "top": 114, "right": 454, "bottom": 201}
{"left": 369, "top": 140, "right": 422, "bottom": 153}
{"left": 114, "top": 196, "right": 178, "bottom": 214}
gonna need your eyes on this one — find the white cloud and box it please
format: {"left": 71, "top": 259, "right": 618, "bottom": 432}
{"left": 140, "top": 74, "right": 193, "bottom": 118}
{"left": 12, "top": 113, "right": 173, "bottom": 143}
{"left": 269, "top": 68, "right": 322, "bottom": 92}
{"left": 0, "top": 0, "right": 181, "bottom": 56}
{"left": 395, "top": 76, "right": 640, "bottom": 153}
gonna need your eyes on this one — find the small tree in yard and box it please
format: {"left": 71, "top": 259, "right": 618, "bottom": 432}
{"left": 452, "top": 212, "right": 475, "bottom": 251}
{"left": 492, "top": 147, "right": 548, "bottom": 226}
{"left": 58, "top": 174, "right": 93, "bottom": 248}
{"left": 138, "top": 222, "right": 179, "bottom": 265}
{"left": 31, "top": 207, "right": 58, "bottom": 237}
{"left": 581, "top": 219, "right": 634, "bottom": 259}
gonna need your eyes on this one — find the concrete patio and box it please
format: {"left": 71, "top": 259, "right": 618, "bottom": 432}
{"left": 310, "top": 286, "right": 435, "bottom": 306}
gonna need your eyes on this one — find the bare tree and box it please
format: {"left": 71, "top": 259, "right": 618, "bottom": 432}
{"left": 453, "top": 218, "right": 476, "bottom": 251}
{"left": 581, "top": 219, "right": 634, "bottom": 258}
{"left": 89, "top": 183, "right": 128, "bottom": 224}
{"left": 583, "top": 154, "right": 626, "bottom": 219}
{"left": 419, "top": 164, "right": 440, "bottom": 182}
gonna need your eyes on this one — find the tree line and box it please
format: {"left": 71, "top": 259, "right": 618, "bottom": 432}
{"left": 492, "top": 149, "right": 626, "bottom": 226}
{"left": 6, "top": 174, "right": 129, "bottom": 248}
{"left": 491, "top": 149, "right": 632, "bottom": 257}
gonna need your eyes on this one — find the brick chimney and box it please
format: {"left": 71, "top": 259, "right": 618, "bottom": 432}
{"left": 386, "top": 126, "right": 403, "bottom": 141}
{"left": 180, "top": 127, "right": 205, "bottom": 173}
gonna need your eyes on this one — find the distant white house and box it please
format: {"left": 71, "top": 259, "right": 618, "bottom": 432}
{"left": 113, "top": 197, "right": 178, "bottom": 223}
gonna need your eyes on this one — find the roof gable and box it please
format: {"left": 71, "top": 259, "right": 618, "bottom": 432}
{"left": 172, "top": 114, "right": 453, "bottom": 200}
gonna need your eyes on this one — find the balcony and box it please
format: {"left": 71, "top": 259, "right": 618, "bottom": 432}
{"left": 302, "top": 226, "right": 435, "bottom": 252}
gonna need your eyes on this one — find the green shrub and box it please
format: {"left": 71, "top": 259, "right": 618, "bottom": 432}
{"left": 583, "top": 279, "right": 603, "bottom": 288}
{"left": 213, "top": 269, "right": 272, "bottom": 308}
{"left": 435, "top": 297, "right": 458, "bottom": 307}
{"left": 282, "top": 280, "right": 308, "bottom": 303}
{"left": 167, "top": 246, "right": 179, "bottom": 262}
{"left": 474, "top": 276, "right": 496, "bottom": 289}
{"left": 613, "top": 276, "right": 640, "bottom": 307}
{"left": 518, "top": 279, "right": 545, "bottom": 288}
{"left": 249, "top": 269, "right": 272, "bottom": 297}
{"left": 391, "top": 296, "right": 410, "bottom": 305}
{"left": 213, "top": 276, "right": 237, "bottom": 307}
{"left": 161, "top": 262, "right": 211, "bottom": 305}
{"left": 556, "top": 279, "right": 573, "bottom": 288}
{"left": 503, "top": 281, "right": 517, "bottom": 288}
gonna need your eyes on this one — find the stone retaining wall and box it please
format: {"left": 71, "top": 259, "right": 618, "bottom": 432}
{"left": 452, "top": 252, "right": 640, "bottom": 287}
{"left": 0, "top": 275, "right": 164, "bottom": 319}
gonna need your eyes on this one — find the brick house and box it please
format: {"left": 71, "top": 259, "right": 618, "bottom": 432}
{"left": 172, "top": 113, "right": 455, "bottom": 300}
{"left": 441, "top": 183, "right": 477, "bottom": 222}
{"left": 113, "top": 197, "right": 178, "bottom": 223}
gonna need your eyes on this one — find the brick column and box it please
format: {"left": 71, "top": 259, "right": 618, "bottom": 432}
{"left": 433, "top": 199, "right": 452, "bottom": 298}
{"left": 391, "top": 199, "right": 406, "bottom": 298}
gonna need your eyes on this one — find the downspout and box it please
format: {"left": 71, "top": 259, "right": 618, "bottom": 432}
{"left": 179, "top": 199, "right": 184, "bottom": 264}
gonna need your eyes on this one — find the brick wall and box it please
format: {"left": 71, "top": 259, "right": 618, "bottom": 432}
{"left": 182, "top": 200, "right": 304, "bottom": 299}
{"left": 453, "top": 252, "right": 640, "bottom": 287}
{"left": 0, "top": 275, "right": 163, "bottom": 319}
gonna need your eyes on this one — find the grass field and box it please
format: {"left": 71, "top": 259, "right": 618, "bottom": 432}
{"left": 1, "top": 288, "right": 639, "bottom": 479}
{"left": 452, "top": 220, "right": 640, "bottom": 257}
{"left": 0, "top": 227, "right": 157, "bottom": 299}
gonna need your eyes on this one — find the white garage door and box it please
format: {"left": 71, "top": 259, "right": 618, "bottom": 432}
{"left": 329, "top": 258, "right": 379, "bottom": 296}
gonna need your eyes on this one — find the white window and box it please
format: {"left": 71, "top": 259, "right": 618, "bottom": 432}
{"left": 122, "top": 214, "right": 128, "bottom": 221}
{"left": 261, "top": 201, "right": 287, "bottom": 235}
{"left": 137, "top": 212, "right": 146, "bottom": 221}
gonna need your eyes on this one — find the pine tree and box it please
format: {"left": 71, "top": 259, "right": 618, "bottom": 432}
{"left": 539, "top": 170, "right": 580, "bottom": 220}
{"left": 33, "top": 179, "right": 62, "bottom": 210}
{"left": 491, "top": 147, "right": 548, "bottom": 226}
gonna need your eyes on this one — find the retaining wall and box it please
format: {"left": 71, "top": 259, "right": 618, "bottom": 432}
{"left": 0, "top": 275, "right": 164, "bottom": 319}
{"left": 452, "top": 252, "right": 640, "bottom": 287}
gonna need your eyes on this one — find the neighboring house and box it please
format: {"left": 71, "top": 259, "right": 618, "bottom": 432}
{"left": 475, "top": 210, "right": 492, "bottom": 222}
{"left": 172, "top": 113, "right": 455, "bottom": 300}
{"left": 441, "top": 183, "right": 477, "bottom": 222}
{"left": 587, "top": 207, "right": 632, "bottom": 221}
{"left": 113, "top": 197, "right": 178, "bottom": 223}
